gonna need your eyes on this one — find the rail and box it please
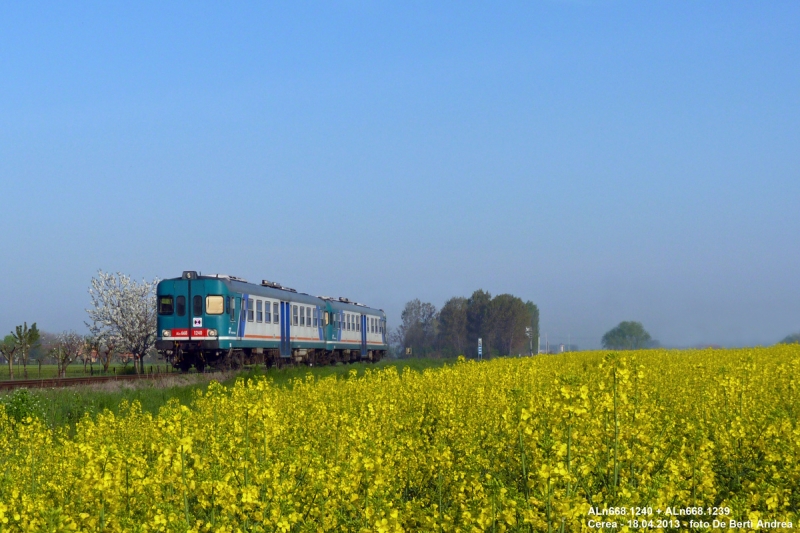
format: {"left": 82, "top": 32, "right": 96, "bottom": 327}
{"left": 0, "top": 372, "right": 212, "bottom": 391}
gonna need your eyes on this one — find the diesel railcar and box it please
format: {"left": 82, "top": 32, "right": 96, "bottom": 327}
{"left": 155, "top": 271, "right": 388, "bottom": 371}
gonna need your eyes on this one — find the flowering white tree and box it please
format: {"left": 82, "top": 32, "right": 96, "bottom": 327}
{"left": 50, "top": 331, "right": 84, "bottom": 378}
{"left": 86, "top": 270, "right": 158, "bottom": 374}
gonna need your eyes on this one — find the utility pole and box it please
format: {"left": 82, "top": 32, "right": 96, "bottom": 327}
{"left": 526, "top": 327, "right": 533, "bottom": 356}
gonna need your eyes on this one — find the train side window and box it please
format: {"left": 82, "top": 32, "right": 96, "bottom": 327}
{"left": 265, "top": 301, "right": 271, "bottom": 322}
{"left": 176, "top": 296, "right": 186, "bottom": 316}
{"left": 273, "top": 303, "right": 279, "bottom": 323}
{"left": 313, "top": 308, "right": 317, "bottom": 327}
{"left": 193, "top": 295, "right": 203, "bottom": 316}
{"left": 158, "top": 296, "right": 174, "bottom": 315}
{"left": 307, "top": 307, "right": 312, "bottom": 326}
{"left": 300, "top": 306, "right": 305, "bottom": 326}
{"left": 247, "top": 299, "right": 254, "bottom": 322}
{"left": 347, "top": 314, "right": 351, "bottom": 331}
{"left": 256, "top": 300, "right": 263, "bottom": 322}
{"left": 357, "top": 316, "right": 360, "bottom": 332}
{"left": 228, "top": 297, "right": 234, "bottom": 321}
{"left": 293, "top": 305, "right": 298, "bottom": 325}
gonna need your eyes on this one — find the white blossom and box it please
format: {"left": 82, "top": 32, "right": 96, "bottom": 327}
{"left": 86, "top": 270, "right": 158, "bottom": 371}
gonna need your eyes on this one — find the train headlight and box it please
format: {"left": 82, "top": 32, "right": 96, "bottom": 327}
{"left": 162, "top": 329, "right": 171, "bottom": 337}
{"left": 208, "top": 329, "right": 218, "bottom": 336}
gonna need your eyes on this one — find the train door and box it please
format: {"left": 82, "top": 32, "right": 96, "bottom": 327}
{"left": 360, "top": 314, "right": 367, "bottom": 357}
{"left": 173, "top": 279, "right": 190, "bottom": 340}
{"left": 280, "top": 301, "right": 291, "bottom": 357}
{"left": 237, "top": 294, "right": 248, "bottom": 340}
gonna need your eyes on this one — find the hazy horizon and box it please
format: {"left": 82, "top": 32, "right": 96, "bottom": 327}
{"left": 1, "top": 2, "right": 798, "bottom": 350}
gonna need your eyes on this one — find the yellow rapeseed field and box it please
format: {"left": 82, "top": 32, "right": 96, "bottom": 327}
{"left": 0, "top": 346, "right": 798, "bottom": 532}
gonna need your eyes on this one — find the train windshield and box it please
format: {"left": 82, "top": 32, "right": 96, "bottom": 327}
{"left": 206, "top": 295, "right": 224, "bottom": 315}
{"left": 158, "top": 296, "right": 174, "bottom": 315}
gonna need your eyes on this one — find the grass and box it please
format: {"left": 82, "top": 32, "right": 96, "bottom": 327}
{"left": 0, "top": 357, "right": 455, "bottom": 433}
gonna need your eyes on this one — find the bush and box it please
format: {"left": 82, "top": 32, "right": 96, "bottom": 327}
{"left": 0, "top": 389, "right": 45, "bottom": 422}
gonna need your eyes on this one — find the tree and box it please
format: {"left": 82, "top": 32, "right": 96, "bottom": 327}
{"left": 780, "top": 333, "right": 800, "bottom": 345}
{"left": 82, "top": 336, "right": 99, "bottom": 373}
{"left": 50, "top": 331, "right": 84, "bottom": 378}
{"left": 489, "top": 294, "right": 530, "bottom": 356}
{"left": 466, "top": 290, "right": 492, "bottom": 358}
{"left": 397, "top": 299, "right": 437, "bottom": 357}
{"left": 86, "top": 270, "right": 158, "bottom": 374}
{"left": 0, "top": 335, "right": 17, "bottom": 379}
{"left": 601, "top": 321, "right": 652, "bottom": 350}
{"left": 96, "top": 335, "right": 119, "bottom": 373}
{"left": 437, "top": 297, "right": 468, "bottom": 356}
{"left": 11, "top": 322, "right": 40, "bottom": 378}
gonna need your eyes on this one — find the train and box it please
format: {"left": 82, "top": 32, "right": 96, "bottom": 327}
{"left": 155, "top": 271, "right": 388, "bottom": 371}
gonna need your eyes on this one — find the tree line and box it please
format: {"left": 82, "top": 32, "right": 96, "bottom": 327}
{"left": 392, "top": 290, "right": 539, "bottom": 358}
{"left": 0, "top": 270, "right": 158, "bottom": 378}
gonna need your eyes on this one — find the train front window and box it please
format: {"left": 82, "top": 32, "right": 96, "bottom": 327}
{"left": 206, "top": 296, "right": 224, "bottom": 315}
{"left": 176, "top": 296, "right": 186, "bottom": 316}
{"left": 193, "top": 295, "right": 203, "bottom": 316}
{"left": 158, "top": 296, "right": 174, "bottom": 315}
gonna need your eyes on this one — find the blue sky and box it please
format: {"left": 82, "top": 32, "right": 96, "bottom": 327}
{"left": 1, "top": 1, "right": 798, "bottom": 348}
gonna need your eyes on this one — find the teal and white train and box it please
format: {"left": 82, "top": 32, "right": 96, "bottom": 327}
{"left": 155, "top": 271, "right": 388, "bottom": 371}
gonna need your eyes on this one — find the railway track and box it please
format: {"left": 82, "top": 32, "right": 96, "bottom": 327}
{"left": 0, "top": 372, "right": 205, "bottom": 391}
